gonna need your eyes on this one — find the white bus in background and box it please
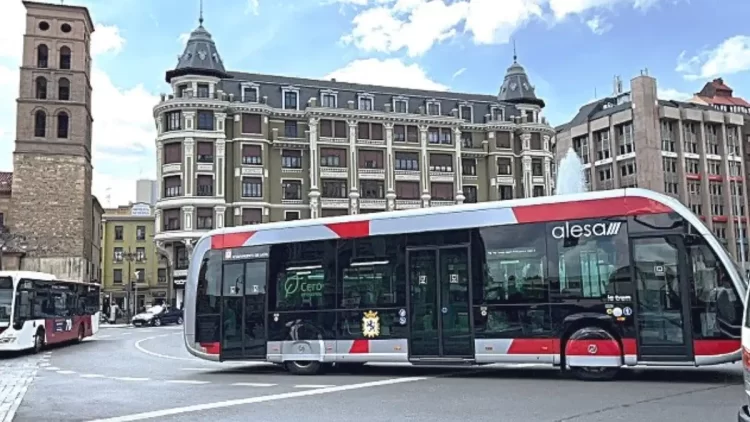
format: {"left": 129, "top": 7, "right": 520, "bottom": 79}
{"left": 182, "top": 188, "right": 746, "bottom": 380}
{"left": 0, "top": 271, "right": 100, "bottom": 353}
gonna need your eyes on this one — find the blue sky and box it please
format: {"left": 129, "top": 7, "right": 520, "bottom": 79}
{"left": 1, "top": 0, "right": 749, "bottom": 206}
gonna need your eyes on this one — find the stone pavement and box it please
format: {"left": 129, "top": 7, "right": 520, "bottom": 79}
{"left": 0, "top": 352, "right": 46, "bottom": 422}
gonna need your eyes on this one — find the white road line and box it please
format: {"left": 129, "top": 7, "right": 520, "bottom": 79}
{"left": 97, "top": 335, "right": 112, "bottom": 339}
{"left": 57, "top": 370, "right": 76, "bottom": 375}
{"left": 179, "top": 368, "right": 210, "bottom": 371}
{"left": 86, "top": 376, "right": 431, "bottom": 422}
{"left": 113, "top": 377, "right": 150, "bottom": 382}
{"left": 230, "top": 382, "right": 277, "bottom": 387}
{"left": 45, "top": 366, "right": 60, "bottom": 371}
{"left": 134, "top": 333, "right": 205, "bottom": 362}
{"left": 80, "top": 374, "right": 106, "bottom": 378}
{"left": 39, "top": 363, "right": 51, "bottom": 367}
{"left": 164, "top": 380, "right": 211, "bottom": 385}
{"left": 293, "top": 384, "right": 335, "bottom": 389}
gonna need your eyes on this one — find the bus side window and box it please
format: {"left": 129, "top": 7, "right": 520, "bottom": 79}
{"left": 16, "top": 290, "right": 32, "bottom": 322}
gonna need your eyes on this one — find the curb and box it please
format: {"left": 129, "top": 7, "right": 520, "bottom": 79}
{"left": 99, "top": 324, "right": 133, "bottom": 328}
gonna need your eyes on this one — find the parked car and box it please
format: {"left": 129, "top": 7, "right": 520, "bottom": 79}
{"left": 131, "top": 305, "right": 183, "bottom": 327}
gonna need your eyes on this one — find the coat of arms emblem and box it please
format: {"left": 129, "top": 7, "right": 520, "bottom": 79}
{"left": 361, "top": 310, "right": 380, "bottom": 338}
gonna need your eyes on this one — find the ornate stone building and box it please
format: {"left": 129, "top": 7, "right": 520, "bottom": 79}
{"left": 153, "top": 19, "right": 555, "bottom": 306}
{"left": 8, "top": 1, "right": 100, "bottom": 282}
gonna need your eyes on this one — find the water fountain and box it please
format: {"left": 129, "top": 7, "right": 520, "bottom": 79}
{"left": 555, "top": 147, "right": 588, "bottom": 195}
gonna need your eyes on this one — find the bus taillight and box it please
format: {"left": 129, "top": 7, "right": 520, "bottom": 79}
{"left": 198, "top": 342, "right": 220, "bottom": 355}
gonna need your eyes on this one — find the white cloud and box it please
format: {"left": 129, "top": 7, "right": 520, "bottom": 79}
{"left": 585, "top": 15, "right": 612, "bottom": 35}
{"left": 178, "top": 32, "right": 190, "bottom": 46}
{"left": 657, "top": 87, "right": 692, "bottom": 101}
{"left": 246, "top": 0, "right": 260, "bottom": 15}
{"left": 340, "top": 0, "right": 669, "bottom": 56}
{"left": 0, "top": 7, "right": 158, "bottom": 208}
{"left": 676, "top": 35, "right": 750, "bottom": 81}
{"left": 452, "top": 67, "right": 466, "bottom": 78}
{"left": 325, "top": 58, "right": 448, "bottom": 91}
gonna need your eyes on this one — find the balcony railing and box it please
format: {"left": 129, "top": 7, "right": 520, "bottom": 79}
{"left": 163, "top": 219, "right": 181, "bottom": 231}
{"left": 196, "top": 184, "right": 214, "bottom": 196}
{"left": 163, "top": 186, "right": 182, "bottom": 198}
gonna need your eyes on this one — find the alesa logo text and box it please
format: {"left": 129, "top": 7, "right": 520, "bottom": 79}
{"left": 550, "top": 221, "right": 623, "bottom": 239}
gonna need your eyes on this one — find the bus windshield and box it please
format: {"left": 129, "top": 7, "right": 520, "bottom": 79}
{"left": 0, "top": 277, "right": 13, "bottom": 326}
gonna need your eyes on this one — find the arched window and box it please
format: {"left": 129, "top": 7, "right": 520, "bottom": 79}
{"left": 35, "top": 77, "right": 47, "bottom": 99}
{"left": 58, "top": 78, "right": 70, "bottom": 101}
{"left": 34, "top": 110, "right": 46, "bottom": 137}
{"left": 57, "top": 111, "right": 69, "bottom": 139}
{"left": 59, "top": 46, "right": 71, "bottom": 70}
{"left": 37, "top": 44, "right": 48, "bottom": 68}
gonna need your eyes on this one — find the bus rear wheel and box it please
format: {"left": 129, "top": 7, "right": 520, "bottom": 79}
{"left": 76, "top": 325, "right": 85, "bottom": 342}
{"left": 569, "top": 366, "right": 619, "bottom": 381}
{"left": 285, "top": 361, "right": 322, "bottom": 375}
{"left": 33, "top": 331, "right": 45, "bottom": 354}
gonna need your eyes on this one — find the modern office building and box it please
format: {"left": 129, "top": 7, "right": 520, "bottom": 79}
{"left": 152, "top": 17, "right": 556, "bottom": 294}
{"left": 136, "top": 179, "right": 158, "bottom": 205}
{"left": 554, "top": 73, "right": 749, "bottom": 263}
{"left": 101, "top": 202, "right": 169, "bottom": 315}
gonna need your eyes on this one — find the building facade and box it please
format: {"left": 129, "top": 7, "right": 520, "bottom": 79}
{"left": 101, "top": 203, "right": 169, "bottom": 315}
{"left": 136, "top": 179, "right": 158, "bottom": 205}
{"left": 554, "top": 74, "right": 749, "bottom": 263}
{"left": 10, "top": 1, "right": 99, "bottom": 282}
{"left": 152, "top": 19, "right": 555, "bottom": 303}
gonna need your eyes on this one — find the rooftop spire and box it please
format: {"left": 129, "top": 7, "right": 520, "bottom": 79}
{"left": 512, "top": 38, "right": 517, "bottom": 63}
{"left": 198, "top": 0, "right": 204, "bottom": 26}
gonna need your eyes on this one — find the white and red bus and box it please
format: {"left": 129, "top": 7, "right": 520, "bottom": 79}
{"left": 0, "top": 271, "right": 100, "bottom": 353}
{"left": 183, "top": 188, "right": 746, "bottom": 380}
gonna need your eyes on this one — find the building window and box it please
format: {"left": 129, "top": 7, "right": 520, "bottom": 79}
{"left": 136, "top": 226, "right": 146, "bottom": 241}
{"left": 196, "top": 141, "right": 213, "bottom": 163}
{"left": 56, "top": 112, "right": 69, "bottom": 138}
{"left": 361, "top": 180, "right": 384, "bottom": 199}
{"left": 661, "top": 120, "right": 675, "bottom": 152}
{"left": 426, "top": 101, "right": 440, "bottom": 115}
{"left": 320, "top": 148, "right": 346, "bottom": 167}
{"left": 322, "top": 180, "right": 347, "bottom": 198}
{"left": 242, "top": 144, "right": 262, "bottom": 165}
{"left": 662, "top": 157, "right": 677, "bottom": 173}
{"left": 532, "top": 158, "right": 543, "bottom": 176}
{"left": 619, "top": 160, "right": 636, "bottom": 177}
{"left": 58, "top": 78, "right": 70, "bottom": 101}
{"left": 595, "top": 130, "right": 610, "bottom": 160}
{"left": 499, "top": 185, "right": 513, "bottom": 200}
{"left": 319, "top": 119, "right": 347, "bottom": 138}
{"left": 617, "top": 123, "right": 634, "bottom": 155}
{"left": 683, "top": 122, "right": 698, "bottom": 154}
{"left": 196, "top": 111, "right": 214, "bottom": 131}
{"left": 438, "top": 128, "right": 452, "bottom": 145}
{"left": 163, "top": 176, "right": 182, "bottom": 197}
{"left": 164, "top": 111, "right": 181, "bottom": 132}
{"left": 429, "top": 154, "right": 453, "bottom": 172}
{"left": 359, "top": 95, "right": 373, "bottom": 111}
{"left": 281, "top": 149, "right": 302, "bottom": 169}
{"left": 196, "top": 175, "right": 214, "bottom": 196}
{"left": 196, "top": 83, "right": 210, "bottom": 98}
{"left": 284, "top": 121, "right": 298, "bottom": 138}
{"left": 241, "top": 177, "right": 262, "bottom": 198}
{"left": 163, "top": 143, "right": 182, "bottom": 164}
{"left": 174, "top": 245, "right": 188, "bottom": 269}
{"left": 491, "top": 107, "right": 503, "bottom": 121}
{"left": 598, "top": 166, "right": 612, "bottom": 182}
{"left": 395, "top": 151, "right": 418, "bottom": 171}
{"left": 35, "top": 76, "right": 47, "bottom": 99}
{"left": 459, "top": 105, "right": 472, "bottom": 122}
{"left": 163, "top": 209, "right": 180, "bottom": 231}
{"left": 358, "top": 150, "right": 384, "bottom": 169}
{"left": 685, "top": 158, "right": 700, "bottom": 174}
{"left": 114, "top": 226, "right": 123, "bottom": 241}
{"left": 242, "top": 86, "right": 258, "bottom": 102}
{"left": 34, "top": 110, "right": 46, "bottom": 137}
{"left": 393, "top": 98, "right": 408, "bottom": 113}
{"left": 464, "top": 186, "right": 478, "bottom": 203}
{"left": 157, "top": 269, "right": 167, "bottom": 284}
{"left": 113, "top": 247, "right": 123, "bottom": 262}
{"left": 37, "top": 44, "right": 48, "bottom": 68}
{"left": 59, "top": 46, "right": 71, "bottom": 70}
{"left": 497, "top": 157, "right": 512, "bottom": 175}
{"left": 283, "top": 89, "right": 299, "bottom": 110}
{"left": 496, "top": 132, "right": 512, "bottom": 149}
{"left": 285, "top": 211, "right": 300, "bottom": 221}
{"left": 396, "top": 181, "right": 419, "bottom": 199}
{"left": 430, "top": 182, "right": 453, "bottom": 200}
{"left": 242, "top": 208, "right": 262, "bottom": 225}
{"left": 113, "top": 269, "right": 122, "bottom": 284}
{"left": 532, "top": 186, "right": 544, "bottom": 197}
{"left": 461, "top": 132, "right": 473, "bottom": 148}
{"left": 241, "top": 114, "right": 262, "bottom": 134}
{"left": 393, "top": 125, "right": 406, "bottom": 142}
{"left": 321, "top": 93, "right": 336, "bottom": 108}
{"left": 282, "top": 180, "right": 302, "bottom": 200}
{"left": 135, "top": 247, "right": 146, "bottom": 262}
{"left": 196, "top": 208, "right": 213, "bottom": 230}
{"left": 462, "top": 158, "right": 476, "bottom": 176}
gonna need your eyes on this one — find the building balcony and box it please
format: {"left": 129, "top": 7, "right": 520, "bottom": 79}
{"left": 495, "top": 175, "right": 514, "bottom": 185}
{"left": 431, "top": 199, "right": 455, "bottom": 207}
{"left": 162, "top": 163, "right": 182, "bottom": 174}
{"left": 237, "top": 166, "right": 263, "bottom": 177}
{"left": 395, "top": 199, "right": 421, "bottom": 209}
{"left": 196, "top": 185, "right": 214, "bottom": 197}
{"left": 360, "top": 198, "right": 386, "bottom": 210}
{"left": 163, "top": 187, "right": 183, "bottom": 198}
{"left": 196, "top": 163, "right": 214, "bottom": 172}
{"left": 320, "top": 166, "right": 348, "bottom": 179}
{"left": 357, "top": 138, "right": 385, "bottom": 146}
{"left": 395, "top": 170, "right": 420, "bottom": 181}
{"left": 320, "top": 197, "right": 348, "bottom": 208}
{"left": 319, "top": 136, "right": 348, "bottom": 145}
{"left": 429, "top": 170, "right": 455, "bottom": 182}
{"left": 359, "top": 168, "right": 385, "bottom": 180}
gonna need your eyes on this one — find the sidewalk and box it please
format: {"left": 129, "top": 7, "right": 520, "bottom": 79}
{"left": 99, "top": 323, "right": 133, "bottom": 328}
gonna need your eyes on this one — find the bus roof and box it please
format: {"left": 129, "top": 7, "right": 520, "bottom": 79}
{"left": 0, "top": 271, "right": 100, "bottom": 286}
{"left": 209, "top": 188, "right": 688, "bottom": 250}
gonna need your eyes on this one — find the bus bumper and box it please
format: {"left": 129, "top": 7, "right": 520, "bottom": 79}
{"left": 738, "top": 405, "right": 750, "bottom": 422}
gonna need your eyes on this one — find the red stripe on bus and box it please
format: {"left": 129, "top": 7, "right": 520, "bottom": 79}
{"left": 506, "top": 339, "right": 558, "bottom": 354}
{"left": 622, "top": 339, "right": 637, "bottom": 355}
{"left": 694, "top": 339, "right": 740, "bottom": 356}
{"left": 565, "top": 339, "right": 621, "bottom": 356}
{"left": 326, "top": 221, "right": 370, "bottom": 239}
{"left": 512, "top": 197, "right": 671, "bottom": 224}
{"left": 349, "top": 339, "right": 369, "bottom": 354}
{"left": 211, "top": 232, "right": 256, "bottom": 249}
{"left": 200, "top": 342, "right": 221, "bottom": 355}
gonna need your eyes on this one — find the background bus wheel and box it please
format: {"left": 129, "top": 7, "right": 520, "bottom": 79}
{"left": 177, "top": 316, "right": 184, "bottom": 325}
{"left": 76, "top": 325, "right": 84, "bottom": 342}
{"left": 33, "top": 331, "right": 45, "bottom": 354}
{"left": 570, "top": 366, "right": 619, "bottom": 381}
{"left": 153, "top": 318, "right": 162, "bottom": 327}
{"left": 285, "top": 361, "right": 322, "bottom": 375}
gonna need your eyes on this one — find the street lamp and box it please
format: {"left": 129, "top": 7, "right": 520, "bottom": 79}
{"left": 729, "top": 152, "right": 746, "bottom": 272}
{"left": 121, "top": 247, "right": 146, "bottom": 320}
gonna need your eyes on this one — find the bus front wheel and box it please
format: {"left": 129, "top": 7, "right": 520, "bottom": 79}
{"left": 285, "top": 361, "right": 322, "bottom": 375}
{"left": 33, "top": 330, "right": 45, "bottom": 354}
{"left": 569, "top": 366, "right": 619, "bottom": 381}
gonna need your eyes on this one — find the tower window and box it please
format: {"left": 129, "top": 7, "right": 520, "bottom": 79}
{"left": 37, "top": 44, "right": 48, "bottom": 68}
{"left": 57, "top": 112, "right": 69, "bottom": 139}
{"left": 60, "top": 23, "right": 72, "bottom": 33}
{"left": 35, "top": 76, "right": 47, "bottom": 99}
{"left": 58, "top": 78, "right": 70, "bottom": 101}
{"left": 34, "top": 110, "right": 46, "bottom": 137}
{"left": 38, "top": 21, "right": 50, "bottom": 31}
{"left": 59, "top": 46, "right": 71, "bottom": 70}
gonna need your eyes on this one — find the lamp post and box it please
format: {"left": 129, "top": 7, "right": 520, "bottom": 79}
{"left": 121, "top": 247, "right": 145, "bottom": 320}
{"left": 729, "top": 152, "right": 746, "bottom": 272}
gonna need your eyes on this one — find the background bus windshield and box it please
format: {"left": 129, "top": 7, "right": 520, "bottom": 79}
{"left": 0, "top": 277, "right": 12, "bottom": 325}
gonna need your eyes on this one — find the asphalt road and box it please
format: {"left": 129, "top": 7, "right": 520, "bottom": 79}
{"left": 4, "top": 325, "right": 745, "bottom": 422}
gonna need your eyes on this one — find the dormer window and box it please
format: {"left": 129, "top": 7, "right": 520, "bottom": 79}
{"left": 358, "top": 94, "right": 374, "bottom": 111}
{"left": 176, "top": 84, "right": 188, "bottom": 98}
{"left": 490, "top": 106, "right": 503, "bottom": 121}
{"left": 459, "top": 104, "right": 472, "bottom": 122}
{"left": 426, "top": 100, "right": 440, "bottom": 115}
{"left": 242, "top": 83, "right": 259, "bottom": 103}
{"left": 321, "top": 90, "right": 337, "bottom": 108}
{"left": 196, "top": 83, "right": 210, "bottom": 98}
{"left": 393, "top": 97, "right": 408, "bottom": 113}
{"left": 282, "top": 86, "right": 299, "bottom": 110}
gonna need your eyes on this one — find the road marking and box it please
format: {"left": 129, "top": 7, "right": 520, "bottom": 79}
{"left": 179, "top": 368, "right": 211, "bottom": 371}
{"left": 165, "top": 380, "right": 211, "bottom": 385}
{"left": 293, "top": 384, "right": 335, "bottom": 389}
{"left": 97, "top": 335, "right": 112, "bottom": 339}
{"left": 80, "top": 374, "right": 106, "bottom": 378}
{"left": 44, "top": 366, "right": 60, "bottom": 371}
{"left": 39, "top": 363, "right": 50, "bottom": 367}
{"left": 113, "top": 377, "right": 150, "bottom": 382}
{"left": 133, "top": 333, "right": 199, "bottom": 362}
{"left": 231, "top": 382, "right": 277, "bottom": 387}
{"left": 57, "top": 370, "right": 76, "bottom": 374}
{"left": 86, "top": 376, "right": 431, "bottom": 422}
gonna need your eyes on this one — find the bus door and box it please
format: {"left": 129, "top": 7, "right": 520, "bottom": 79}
{"left": 220, "top": 257, "right": 268, "bottom": 360}
{"left": 630, "top": 235, "right": 694, "bottom": 362}
{"left": 407, "top": 246, "right": 473, "bottom": 361}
